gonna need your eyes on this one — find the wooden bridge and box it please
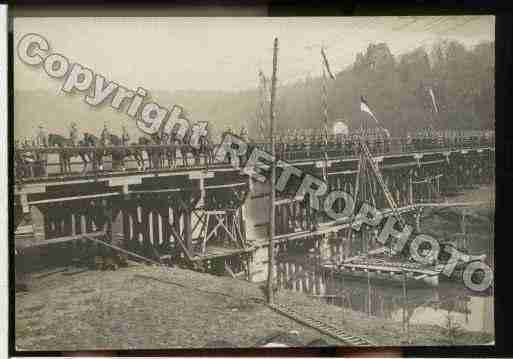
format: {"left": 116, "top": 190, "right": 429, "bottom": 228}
{"left": 13, "top": 134, "right": 495, "bottom": 276}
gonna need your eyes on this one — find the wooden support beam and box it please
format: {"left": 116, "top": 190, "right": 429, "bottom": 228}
{"left": 224, "top": 262, "right": 236, "bottom": 279}
{"left": 29, "top": 192, "right": 121, "bottom": 205}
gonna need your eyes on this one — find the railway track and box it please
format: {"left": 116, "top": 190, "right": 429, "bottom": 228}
{"left": 268, "top": 301, "right": 375, "bottom": 346}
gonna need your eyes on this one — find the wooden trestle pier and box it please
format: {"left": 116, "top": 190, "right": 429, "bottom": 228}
{"left": 13, "top": 138, "right": 495, "bottom": 277}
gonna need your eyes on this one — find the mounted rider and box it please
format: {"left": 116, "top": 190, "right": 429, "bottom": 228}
{"left": 240, "top": 125, "right": 250, "bottom": 163}
{"left": 70, "top": 122, "right": 79, "bottom": 147}
{"left": 240, "top": 125, "right": 249, "bottom": 142}
{"left": 100, "top": 122, "right": 111, "bottom": 147}
{"left": 121, "top": 125, "right": 130, "bottom": 146}
{"left": 36, "top": 124, "right": 48, "bottom": 148}
{"left": 35, "top": 124, "right": 48, "bottom": 176}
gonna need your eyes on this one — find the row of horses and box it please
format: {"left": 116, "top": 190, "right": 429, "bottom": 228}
{"left": 16, "top": 129, "right": 215, "bottom": 177}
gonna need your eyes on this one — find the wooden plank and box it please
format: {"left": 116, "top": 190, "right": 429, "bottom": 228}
{"left": 190, "top": 246, "right": 256, "bottom": 261}
{"left": 19, "top": 231, "right": 105, "bottom": 248}
{"left": 82, "top": 234, "right": 162, "bottom": 265}
{"left": 339, "top": 263, "right": 439, "bottom": 276}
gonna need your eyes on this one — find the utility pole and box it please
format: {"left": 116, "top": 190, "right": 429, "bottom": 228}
{"left": 267, "top": 37, "right": 279, "bottom": 304}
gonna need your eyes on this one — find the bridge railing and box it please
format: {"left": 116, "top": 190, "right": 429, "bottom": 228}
{"left": 253, "top": 135, "right": 495, "bottom": 162}
{"left": 13, "top": 134, "right": 495, "bottom": 182}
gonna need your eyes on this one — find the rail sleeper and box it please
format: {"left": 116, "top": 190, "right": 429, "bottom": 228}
{"left": 269, "top": 302, "right": 374, "bottom": 346}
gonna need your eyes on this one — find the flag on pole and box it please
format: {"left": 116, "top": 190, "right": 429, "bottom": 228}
{"left": 360, "top": 96, "right": 378, "bottom": 123}
{"left": 428, "top": 87, "right": 439, "bottom": 113}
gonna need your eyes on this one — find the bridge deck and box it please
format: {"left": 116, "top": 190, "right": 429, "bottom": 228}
{"left": 14, "top": 144, "right": 494, "bottom": 194}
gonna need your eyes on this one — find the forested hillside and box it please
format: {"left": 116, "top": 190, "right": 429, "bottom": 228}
{"left": 14, "top": 39, "right": 494, "bottom": 140}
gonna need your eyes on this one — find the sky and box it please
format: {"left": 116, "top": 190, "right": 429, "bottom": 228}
{"left": 14, "top": 16, "right": 494, "bottom": 93}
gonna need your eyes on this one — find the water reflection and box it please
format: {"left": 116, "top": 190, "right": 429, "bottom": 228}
{"left": 275, "top": 258, "right": 494, "bottom": 335}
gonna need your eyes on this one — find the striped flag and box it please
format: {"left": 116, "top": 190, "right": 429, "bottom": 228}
{"left": 428, "top": 87, "right": 439, "bottom": 113}
{"left": 360, "top": 96, "right": 378, "bottom": 123}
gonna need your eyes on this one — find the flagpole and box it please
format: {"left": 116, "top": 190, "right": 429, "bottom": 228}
{"left": 321, "top": 66, "right": 329, "bottom": 180}
{"left": 321, "top": 48, "right": 332, "bottom": 181}
{"left": 267, "top": 37, "right": 278, "bottom": 305}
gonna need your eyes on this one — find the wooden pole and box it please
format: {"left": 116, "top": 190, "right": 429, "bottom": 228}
{"left": 267, "top": 37, "right": 279, "bottom": 305}
{"left": 367, "top": 269, "right": 371, "bottom": 316}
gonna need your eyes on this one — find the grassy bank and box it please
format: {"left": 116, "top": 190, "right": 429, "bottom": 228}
{"left": 16, "top": 262, "right": 493, "bottom": 351}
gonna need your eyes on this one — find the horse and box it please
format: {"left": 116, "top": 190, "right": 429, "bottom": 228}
{"left": 107, "top": 134, "right": 134, "bottom": 171}
{"left": 165, "top": 122, "right": 213, "bottom": 167}
{"left": 125, "top": 140, "right": 145, "bottom": 170}
{"left": 80, "top": 133, "right": 104, "bottom": 171}
{"left": 81, "top": 133, "right": 127, "bottom": 171}
{"left": 48, "top": 133, "right": 89, "bottom": 174}
{"left": 14, "top": 146, "right": 35, "bottom": 179}
{"left": 136, "top": 136, "right": 163, "bottom": 170}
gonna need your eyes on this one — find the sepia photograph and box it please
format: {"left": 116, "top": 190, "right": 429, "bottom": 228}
{"left": 12, "top": 15, "right": 495, "bottom": 351}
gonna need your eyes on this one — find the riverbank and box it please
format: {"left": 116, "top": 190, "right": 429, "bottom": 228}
{"left": 16, "top": 261, "right": 493, "bottom": 350}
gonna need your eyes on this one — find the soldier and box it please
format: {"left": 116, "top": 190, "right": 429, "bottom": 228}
{"left": 283, "top": 129, "right": 291, "bottom": 160}
{"left": 406, "top": 131, "right": 413, "bottom": 152}
{"left": 36, "top": 124, "right": 48, "bottom": 147}
{"left": 35, "top": 124, "right": 48, "bottom": 176}
{"left": 382, "top": 127, "right": 391, "bottom": 153}
{"left": 70, "top": 122, "right": 79, "bottom": 146}
{"left": 240, "top": 125, "right": 249, "bottom": 142}
{"left": 21, "top": 137, "right": 35, "bottom": 177}
{"left": 150, "top": 132, "right": 162, "bottom": 169}
{"left": 376, "top": 129, "right": 384, "bottom": 154}
{"left": 121, "top": 125, "right": 130, "bottom": 146}
{"left": 101, "top": 122, "right": 111, "bottom": 146}
{"left": 436, "top": 130, "right": 444, "bottom": 149}
{"left": 463, "top": 130, "right": 472, "bottom": 148}
{"left": 366, "top": 127, "right": 375, "bottom": 153}
{"left": 293, "top": 128, "right": 302, "bottom": 160}
{"left": 240, "top": 125, "right": 250, "bottom": 163}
